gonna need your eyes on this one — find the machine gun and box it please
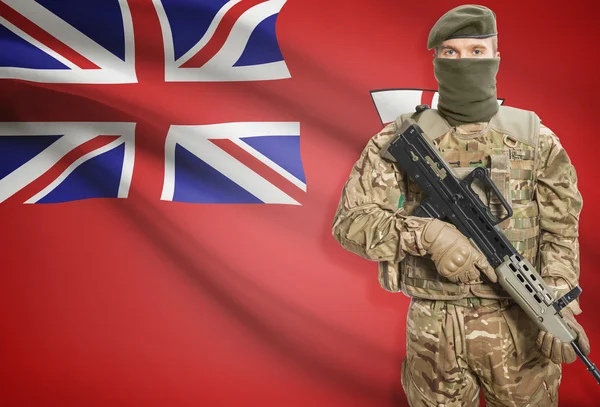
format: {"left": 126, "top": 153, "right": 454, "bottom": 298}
{"left": 382, "top": 119, "right": 600, "bottom": 384}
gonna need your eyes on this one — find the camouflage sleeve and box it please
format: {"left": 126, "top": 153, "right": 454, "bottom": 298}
{"left": 332, "top": 122, "right": 430, "bottom": 263}
{"left": 536, "top": 126, "right": 583, "bottom": 314}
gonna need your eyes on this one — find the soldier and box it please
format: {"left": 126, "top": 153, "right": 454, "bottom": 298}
{"left": 332, "top": 4, "right": 591, "bottom": 406}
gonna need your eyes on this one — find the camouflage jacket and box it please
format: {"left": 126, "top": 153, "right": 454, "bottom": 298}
{"left": 332, "top": 108, "right": 583, "bottom": 313}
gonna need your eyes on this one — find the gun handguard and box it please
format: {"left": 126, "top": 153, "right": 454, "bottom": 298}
{"left": 382, "top": 119, "right": 600, "bottom": 384}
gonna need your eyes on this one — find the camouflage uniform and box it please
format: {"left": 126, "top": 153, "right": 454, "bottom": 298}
{"left": 332, "top": 106, "right": 582, "bottom": 406}
{"left": 403, "top": 298, "right": 561, "bottom": 406}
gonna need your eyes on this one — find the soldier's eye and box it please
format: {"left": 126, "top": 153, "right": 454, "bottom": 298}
{"left": 473, "top": 50, "right": 482, "bottom": 55}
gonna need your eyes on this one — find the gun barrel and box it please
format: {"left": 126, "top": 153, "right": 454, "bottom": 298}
{"left": 572, "top": 342, "right": 600, "bottom": 384}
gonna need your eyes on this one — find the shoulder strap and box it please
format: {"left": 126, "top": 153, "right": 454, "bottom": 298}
{"left": 393, "top": 112, "right": 414, "bottom": 133}
{"left": 401, "top": 105, "right": 541, "bottom": 147}
{"left": 414, "top": 109, "right": 452, "bottom": 141}
{"left": 490, "top": 106, "right": 540, "bottom": 147}
{"left": 490, "top": 106, "right": 542, "bottom": 193}
{"left": 394, "top": 105, "right": 541, "bottom": 146}
{"left": 393, "top": 108, "right": 451, "bottom": 142}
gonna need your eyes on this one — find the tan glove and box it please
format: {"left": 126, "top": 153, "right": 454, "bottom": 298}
{"left": 420, "top": 219, "right": 497, "bottom": 284}
{"left": 536, "top": 309, "right": 590, "bottom": 364}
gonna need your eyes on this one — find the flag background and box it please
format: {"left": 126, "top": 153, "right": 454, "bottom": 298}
{"left": 1, "top": 0, "right": 599, "bottom": 406}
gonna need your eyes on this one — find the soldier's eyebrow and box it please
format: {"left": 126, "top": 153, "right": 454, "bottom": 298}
{"left": 440, "top": 45, "right": 457, "bottom": 51}
{"left": 469, "top": 43, "right": 489, "bottom": 49}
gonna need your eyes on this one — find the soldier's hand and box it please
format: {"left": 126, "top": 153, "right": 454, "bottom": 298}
{"left": 536, "top": 309, "right": 590, "bottom": 364}
{"left": 420, "top": 219, "right": 497, "bottom": 284}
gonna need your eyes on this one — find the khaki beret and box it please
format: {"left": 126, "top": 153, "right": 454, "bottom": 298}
{"left": 427, "top": 5, "right": 497, "bottom": 50}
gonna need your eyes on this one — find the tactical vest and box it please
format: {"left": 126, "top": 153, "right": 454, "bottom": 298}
{"left": 378, "top": 106, "right": 541, "bottom": 300}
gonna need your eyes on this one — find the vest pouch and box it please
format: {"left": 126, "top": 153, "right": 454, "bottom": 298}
{"left": 499, "top": 201, "right": 540, "bottom": 263}
{"left": 378, "top": 261, "right": 400, "bottom": 292}
{"left": 402, "top": 255, "right": 469, "bottom": 298}
{"left": 489, "top": 150, "right": 513, "bottom": 220}
{"left": 501, "top": 146, "right": 539, "bottom": 263}
{"left": 473, "top": 152, "right": 539, "bottom": 298}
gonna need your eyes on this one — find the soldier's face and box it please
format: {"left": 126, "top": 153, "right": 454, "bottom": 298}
{"left": 438, "top": 37, "right": 499, "bottom": 59}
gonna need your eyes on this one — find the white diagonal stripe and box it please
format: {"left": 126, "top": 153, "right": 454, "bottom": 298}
{"left": 201, "top": 0, "right": 286, "bottom": 70}
{"left": 166, "top": 0, "right": 290, "bottom": 82}
{"left": 0, "top": 131, "right": 97, "bottom": 203}
{"left": 162, "top": 124, "right": 300, "bottom": 204}
{"left": 0, "top": 122, "right": 136, "bottom": 203}
{"left": 0, "top": 15, "right": 79, "bottom": 70}
{"left": 3, "top": 0, "right": 129, "bottom": 71}
{"left": 175, "top": 0, "right": 241, "bottom": 66}
{"left": 26, "top": 138, "right": 125, "bottom": 203}
{"left": 232, "top": 138, "right": 306, "bottom": 192}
